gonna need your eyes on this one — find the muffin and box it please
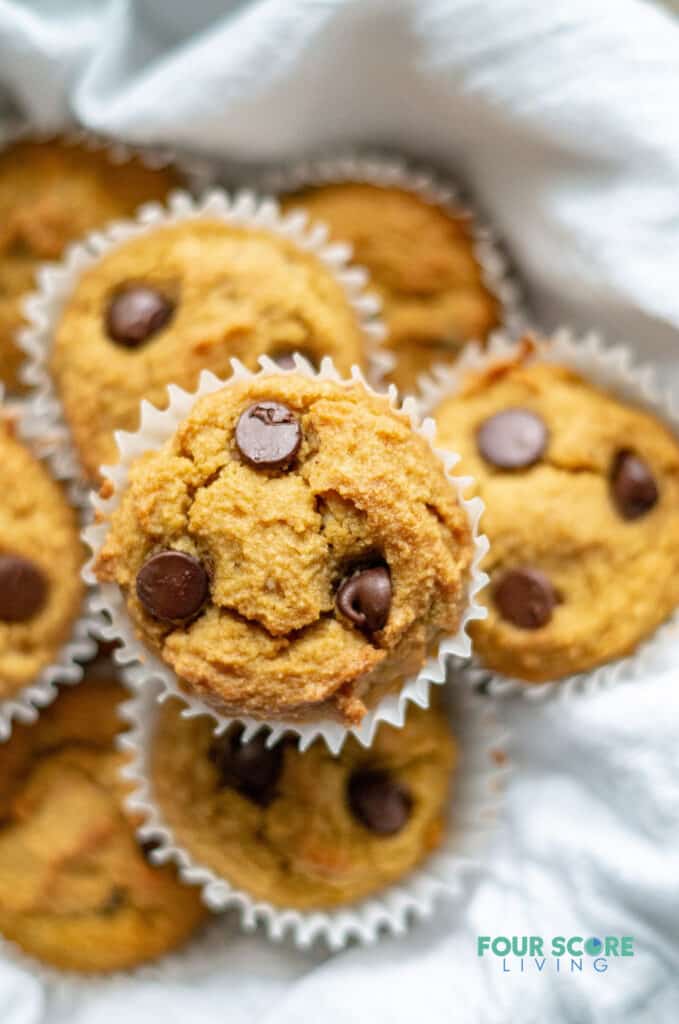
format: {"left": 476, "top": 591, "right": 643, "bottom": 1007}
{"left": 0, "top": 675, "right": 208, "bottom": 973}
{"left": 51, "top": 217, "right": 370, "bottom": 480}
{"left": 433, "top": 345, "right": 679, "bottom": 681}
{"left": 281, "top": 181, "right": 500, "bottom": 392}
{"left": 0, "top": 138, "right": 182, "bottom": 389}
{"left": 94, "top": 373, "right": 474, "bottom": 723}
{"left": 0, "top": 413, "right": 84, "bottom": 700}
{"left": 151, "top": 698, "right": 456, "bottom": 909}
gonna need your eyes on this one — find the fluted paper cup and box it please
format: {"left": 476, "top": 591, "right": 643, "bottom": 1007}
{"left": 83, "top": 356, "right": 488, "bottom": 754}
{"left": 0, "top": 398, "right": 97, "bottom": 740}
{"left": 118, "top": 665, "right": 509, "bottom": 951}
{"left": 419, "top": 329, "right": 679, "bottom": 701}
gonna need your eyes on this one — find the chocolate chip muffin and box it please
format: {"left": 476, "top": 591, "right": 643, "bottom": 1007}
{"left": 51, "top": 216, "right": 370, "bottom": 481}
{"left": 150, "top": 697, "right": 456, "bottom": 909}
{"left": 0, "top": 414, "right": 84, "bottom": 700}
{"left": 0, "top": 138, "right": 181, "bottom": 390}
{"left": 433, "top": 346, "right": 679, "bottom": 681}
{"left": 280, "top": 181, "right": 500, "bottom": 392}
{"left": 0, "top": 675, "right": 208, "bottom": 973}
{"left": 94, "top": 373, "right": 474, "bottom": 723}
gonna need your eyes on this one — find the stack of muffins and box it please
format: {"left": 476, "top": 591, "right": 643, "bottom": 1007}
{"left": 0, "top": 134, "right": 676, "bottom": 975}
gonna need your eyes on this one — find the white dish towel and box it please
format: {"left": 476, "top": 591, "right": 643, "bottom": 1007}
{"left": 1, "top": 2, "right": 679, "bottom": 1022}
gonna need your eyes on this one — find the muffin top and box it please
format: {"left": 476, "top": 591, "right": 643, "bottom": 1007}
{"left": 0, "top": 415, "right": 84, "bottom": 699}
{"left": 51, "top": 218, "right": 369, "bottom": 480}
{"left": 0, "top": 675, "right": 207, "bottom": 973}
{"left": 95, "top": 373, "right": 473, "bottom": 723}
{"left": 433, "top": 349, "right": 679, "bottom": 681}
{"left": 151, "top": 697, "right": 456, "bottom": 909}
{"left": 0, "top": 138, "right": 181, "bottom": 390}
{"left": 281, "top": 182, "right": 500, "bottom": 392}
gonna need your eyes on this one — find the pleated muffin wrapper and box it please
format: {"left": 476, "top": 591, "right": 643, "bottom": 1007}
{"left": 118, "top": 662, "right": 509, "bottom": 952}
{"left": 82, "top": 355, "right": 488, "bottom": 754}
{"left": 0, "top": 393, "right": 98, "bottom": 742}
{"left": 18, "top": 185, "right": 391, "bottom": 497}
{"left": 418, "top": 328, "right": 679, "bottom": 701}
{"left": 258, "top": 149, "right": 526, "bottom": 387}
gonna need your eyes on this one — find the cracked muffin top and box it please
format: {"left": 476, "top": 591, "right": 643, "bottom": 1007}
{"left": 0, "top": 676, "right": 208, "bottom": 973}
{"left": 281, "top": 181, "right": 501, "bottom": 392}
{"left": 433, "top": 348, "right": 679, "bottom": 682}
{"left": 151, "top": 697, "right": 456, "bottom": 909}
{"left": 94, "top": 373, "right": 474, "bottom": 724}
{"left": 0, "top": 413, "right": 84, "bottom": 699}
{"left": 51, "top": 217, "right": 369, "bottom": 480}
{"left": 0, "top": 138, "right": 182, "bottom": 391}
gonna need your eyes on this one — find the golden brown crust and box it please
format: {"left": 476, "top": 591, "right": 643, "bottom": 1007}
{"left": 152, "top": 699, "right": 456, "bottom": 909}
{"left": 0, "top": 417, "right": 84, "bottom": 698}
{"left": 51, "top": 218, "right": 369, "bottom": 480}
{"left": 95, "top": 375, "right": 473, "bottom": 721}
{"left": 0, "top": 139, "right": 181, "bottom": 391}
{"left": 281, "top": 182, "right": 500, "bottom": 393}
{"left": 434, "top": 350, "right": 679, "bottom": 681}
{"left": 0, "top": 677, "right": 208, "bottom": 973}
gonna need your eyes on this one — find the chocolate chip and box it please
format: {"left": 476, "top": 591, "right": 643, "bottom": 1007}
{"left": 136, "top": 550, "right": 209, "bottom": 624}
{"left": 209, "top": 728, "right": 283, "bottom": 807}
{"left": 347, "top": 770, "right": 412, "bottom": 835}
{"left": 235, "top": 401, "right": 302, "bottom": 470}
{"left": 106, "top": 285, "right": 174, "bottom": 347}
{"left": 0, "top": 554, "right": 47, "bottom": 622}
{"left": 336, "top": 566, "right": 392, "bottom": 634}
{"left": 477, "top": 409, "right": 548, "bottom": 469}
{"left": 611, "top": 450, "right": 659, "bottom": 520}
{"left": 494, "top": 567, "right": 558, "bottom": 629}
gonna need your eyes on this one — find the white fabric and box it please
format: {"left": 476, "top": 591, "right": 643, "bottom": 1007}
{"left": 1, "top": 1, "right": 678, "bottom": 1020}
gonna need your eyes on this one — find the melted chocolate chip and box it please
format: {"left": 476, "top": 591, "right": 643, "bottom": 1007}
{"left": 0, "top": 554, "right": 48, "bottom": 622}
{"left": 136, "top": 550, "right": 209, "bottom": 624}
{"left": 611, "top": 450, "right": 659, "bottom": 520}
{"left": 336, "top": 566, "right": 392, "bottom": 634}
{"left": 347, "top": 770, "right": 412, "bottom": 835}
{"left": 235, "top": 401, "right": 301, "bottom": 470}
{"left": 477, "top": 409, "right": 548, "bottom": 469}
{"left": 494, "top": 567, "right": 558, "bottom": 630}
{"left": 106, "top": 285, "right": 174, "bottom": 347}
{"left": 209, "top": 728, "right": 284, "bottom": 807}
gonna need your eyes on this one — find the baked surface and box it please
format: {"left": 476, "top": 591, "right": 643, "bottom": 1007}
{"left": 0, "top": 677, "right": 207, "bottom": 973}
{"left": 95, "top": 373, "right": 473, "bottom": 722}
{"left": 281, "top": 182, "right": 500, "bottom": 392}
{"left": 434, "top": 352, "right": 679, "bottom": 681}
{"left": 0, "top": 139, "right": 181, "bottom": 390}
{"left": 152, "top": 699, "right": 456, "bottom": 909}
{"left": 0, "top": 416, "right": 84, "bottom": 699}
{"left": 52, "top": 219, "right": 369, "bottom": 479}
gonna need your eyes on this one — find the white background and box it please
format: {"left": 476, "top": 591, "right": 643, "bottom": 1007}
{"left": 1, "top": 2, "right": 679, "bottom": 1021}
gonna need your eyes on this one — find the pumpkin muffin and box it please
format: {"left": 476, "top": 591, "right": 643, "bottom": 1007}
{"left": 0, "top": 675, "right": 208, "bottom": 973}
{"left": 151, "top": 698, "right": 456, "bottom": 909}
{"left": 0, "top": 413, "right": 84, "bottom": 700}
{"left": 94, "top": 373, "right": 474, "bottom": 724}
{"left": 51, "top": 217, "right": 370, "bottom": 480}
{"left": 0, "top": 138, "right": 182, "bottom": 390}
{"left": 433, "top": 345, "right": 679, "bottom": 682}
{"left": 281, "top": 181, "right": 501, "bottom": 392}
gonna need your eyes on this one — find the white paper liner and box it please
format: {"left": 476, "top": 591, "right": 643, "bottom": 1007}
{"left": 18, "top": 186, "right": 391, "bottom": 498}
{"left": 83, "top": 356, "right": 488, "bottom": 754}
{"left": 118, "top": 662, "right": 509, "bottom": 952}
{"left": 418, "top": 328, "right": 679, "bottom": 701}
{"left": 0, "top": 396, "right": 98, "bottom": 741}
{"left": 5, "top": 125, "right": 214, "bottom": 498}
{"left": 258, "top": 149, "right": 526, "bottom": 388}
